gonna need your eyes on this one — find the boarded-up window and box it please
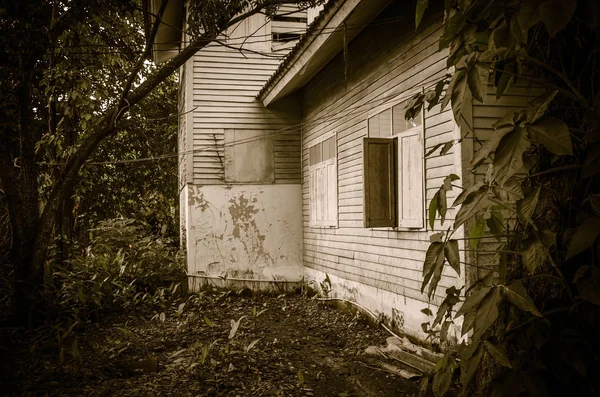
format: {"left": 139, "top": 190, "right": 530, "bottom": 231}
{"left": 309, "top": 135, "right": 337, "bottom": 227}
{"left": 224, "top": 129, "right": 274, "bottom": 183}
{"left": 364, "top": 102, "right": 424, "bottom": 228}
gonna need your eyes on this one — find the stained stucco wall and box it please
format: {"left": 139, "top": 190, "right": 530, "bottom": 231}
{"left": 185, "top": 184, "right": 303, "bottom": 288}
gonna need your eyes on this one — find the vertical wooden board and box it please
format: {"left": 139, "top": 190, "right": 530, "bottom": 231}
{"left": 398, "top": 130, "right": 424, "bottom": 228}
{"left": 327, "top": 161, "right": 338, "bottom": 226}
{"left": 363, "top": 138, "right": 395, "bottom": 227}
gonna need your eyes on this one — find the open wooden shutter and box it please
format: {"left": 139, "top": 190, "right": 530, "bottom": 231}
{"left": 363, "top": 138, "right": 396, "bottom": 228}
{"left": 397, "top": 130, "right": 424, "bottom": 228}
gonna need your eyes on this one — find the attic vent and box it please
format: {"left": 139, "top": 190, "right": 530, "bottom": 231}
{"left": 272, "top": 32, "right": 303, "bottom": 43}
{"left": 272, "top": 15, "right": 308, "bottom": 24}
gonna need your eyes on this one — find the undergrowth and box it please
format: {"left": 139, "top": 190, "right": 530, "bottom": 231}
{"left": 40, "top": 219, "right": 186, "bottom": 363}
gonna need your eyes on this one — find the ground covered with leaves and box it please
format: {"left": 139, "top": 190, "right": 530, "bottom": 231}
{"left": 1, "top": 291, "right": 419, "bottom": 396}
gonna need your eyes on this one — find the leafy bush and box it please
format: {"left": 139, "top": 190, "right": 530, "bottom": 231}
{"left": 50, "top": 219, "right": 186, "bottom": 323}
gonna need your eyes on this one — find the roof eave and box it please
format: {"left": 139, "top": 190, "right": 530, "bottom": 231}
{"left": 259, "top": 0, "right": 393, "bottom": 107}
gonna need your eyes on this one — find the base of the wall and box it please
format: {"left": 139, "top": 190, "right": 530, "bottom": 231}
{"left": 188, "top": 275, "right": 303, "bottom": 293}
{"left": 304, "top": 267, "right": 436, "bottom": 340}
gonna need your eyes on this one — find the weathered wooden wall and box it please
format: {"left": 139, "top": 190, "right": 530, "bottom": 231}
{"left": 300, "top": 3, "right": 463, "bottom": 334}
{"left": 189, "top": 9, "right": 309, "bottom": 185}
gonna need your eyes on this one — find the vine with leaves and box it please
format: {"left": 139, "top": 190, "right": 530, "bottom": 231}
{"left": 407, "top": 0, "right": 600, "bottom": 395}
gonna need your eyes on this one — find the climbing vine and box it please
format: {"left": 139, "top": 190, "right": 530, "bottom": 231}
{"left": 409, "top": 0, "right": 600, "bottom": 395}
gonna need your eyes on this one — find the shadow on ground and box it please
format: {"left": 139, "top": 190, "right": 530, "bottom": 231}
{"left": 0, "top": 291, "right": 420, "bottom": 396}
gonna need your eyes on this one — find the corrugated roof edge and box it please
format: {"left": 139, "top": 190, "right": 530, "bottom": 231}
{"left": 257, "top": 0, "right": 344, "bottom": 101}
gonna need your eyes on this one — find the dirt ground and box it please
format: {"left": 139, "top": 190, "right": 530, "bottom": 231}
{"left": 0, "top": 291, "right": 420, "bottom": 396}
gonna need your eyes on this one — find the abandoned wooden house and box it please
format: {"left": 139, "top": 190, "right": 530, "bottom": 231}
{"left": 150, "top": 0, "right": 540, "bottom": 339}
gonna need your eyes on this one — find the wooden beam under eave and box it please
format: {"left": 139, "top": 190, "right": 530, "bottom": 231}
{"left": 150, "top": 0, "right": 185, "bottom": 64}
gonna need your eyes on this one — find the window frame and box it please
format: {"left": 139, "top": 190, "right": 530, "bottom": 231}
{"left": 308, "top": 132, "right": 338, "bottom": 228}
{"left": 365, "top": 98, "right": 426, "bottom": 231}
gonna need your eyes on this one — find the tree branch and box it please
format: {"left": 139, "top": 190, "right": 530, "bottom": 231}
{"left": 117, "top": 0, "right": 169, "bottom": 113}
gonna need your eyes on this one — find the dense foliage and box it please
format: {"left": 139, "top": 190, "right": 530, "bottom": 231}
{"left": 50, "top": 219, "right": 185, "bottom": 324}
{"left": 0, "top": 0, "right": 323, "bottom": 326}
{"left": 409, "top": 0, "right": 600, "bottom": 395}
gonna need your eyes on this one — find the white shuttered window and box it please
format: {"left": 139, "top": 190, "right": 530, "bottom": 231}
{"left": 309, "top": 135, "right": 338, "bottom": 227}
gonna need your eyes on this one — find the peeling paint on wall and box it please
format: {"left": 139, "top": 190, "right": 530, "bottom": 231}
{"left": 186, "top": 184, "right": 303, "bottom": 284}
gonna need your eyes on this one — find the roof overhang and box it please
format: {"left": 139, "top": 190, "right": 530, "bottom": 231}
{"left": 259, "top": 0, "right": 393, "bottom": 106}
{"left": 145, "top": 0, "right": 185, "bottom": 64}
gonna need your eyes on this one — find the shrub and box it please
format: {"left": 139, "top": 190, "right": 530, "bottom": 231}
{"left": 50, "top": 218, "right": 186, "bottom": 323}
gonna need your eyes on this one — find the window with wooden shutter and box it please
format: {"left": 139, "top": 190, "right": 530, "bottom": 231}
{"left": 363, "top": 138, "right": 396, "bottom": 228}
{"left": 364, "top": 100, "right": 425, "bottom": 229}
{"left": 309, "top": 135, "right": 338, "bottom": 227}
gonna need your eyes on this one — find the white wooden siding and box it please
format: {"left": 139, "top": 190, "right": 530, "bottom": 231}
{"left": 188, "top": 11, "right": 309, "bottom": 185}
{"left": 300, "top": 9, "right": 462, "bottom": 305}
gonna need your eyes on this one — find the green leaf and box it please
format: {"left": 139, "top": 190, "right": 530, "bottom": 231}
{"left": 521, "top": 235, "right": 548, "bottom": 273}
{"left": 453, "top": 183, "right": 484, "bottom": 206}
{"left": 454, "top": 185, "right": 493, "bottom": 228}
{"left": 204, "top": 316, "right": 215, "bottom": 327}
{"left": 527, "top": 117, "right": 573, "bottom": 155}
{"left": 471, "top": 124, "right": 515, "bottom": 168}
{"left": 498, "top": 251, "right": 507, "bottom": 284}
{"left": 517, "top": 0, "right": 542, "bottom": 32}
{"left": 445, "top": 239, "right": 461, "bottom": 275}
{"left": 432, "top": 362, "right": 453, "bottom": 397}
{"left": 442, "top": 174, "right": 460, "bottom": 191}
{"left": 415, "top": 0, "right": 430, "bottom": 29}
{"left": 440, "top": 8, "right": 464, "bottom": 49}
{"left": 430, "top": 232, "right": 445, "bottom": 242}
{"left": 566, "top": 216, "right": 600, "bottom": 258}
{"left": 576, "top": 267, "right": 600, "bottom": 305}
{"left": 495, "top": 62, "right": 516, "bottom": 99}
{"left": 503, "top": 282, "right": 542, "bottom": 316}
{"left": 493, "top": 127, "right": 531, "bottom": 186}
{"left": 467, "top": 62, "right": 489, "bottom": 103}
{"left": 442, "top": 69, "right": 468, "bottom": 121}
{"left": 440, "top": 321, "right": 451, "bottom": 342}
{"left": 517, "top": 187, "right": 541, "bottom": 224}
{"left": 494, "top": 178, "right": 524, "bottom": 202}
{"left": 460, "top": 345, "right": 483, "bottom": 387}
{"left": 589, "top": 193, "right": 600, "bottom": 215}
{"left": 486, "top": 211, "right": 505, "bottom": 236}
{"left": 422, "top": 242, "right": 445, "bottom": 292}
{"left": 484, "top": 341, "right": 512, "bottom": 368}
{"left": 469, "top": 218, "right": 487, "bottom": 249}
{"left": 455, "top": 286, "right": 492, "bottom": 318}
{"left": 526, "top": 90, "right": 558, "bottom": 123}
{"left": 462, "top": 310, "right": 476, "bottom": 335}
{"left": 428, "top": 256, "right": 445, "bottom": 299}
{"left": 429, "top": 191, "right": 439, "bottom": 230}
{"left": 438, "top": 188, "right": 448, "bottom": 225}
{"left": 473, "top": 287, "right": 502, "bottom": 340}
{"left": 539, "top": 0, "right": 577, "bottom": 37}
{"left": 433, "top": 302, "right": 449, "bottom": 328}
